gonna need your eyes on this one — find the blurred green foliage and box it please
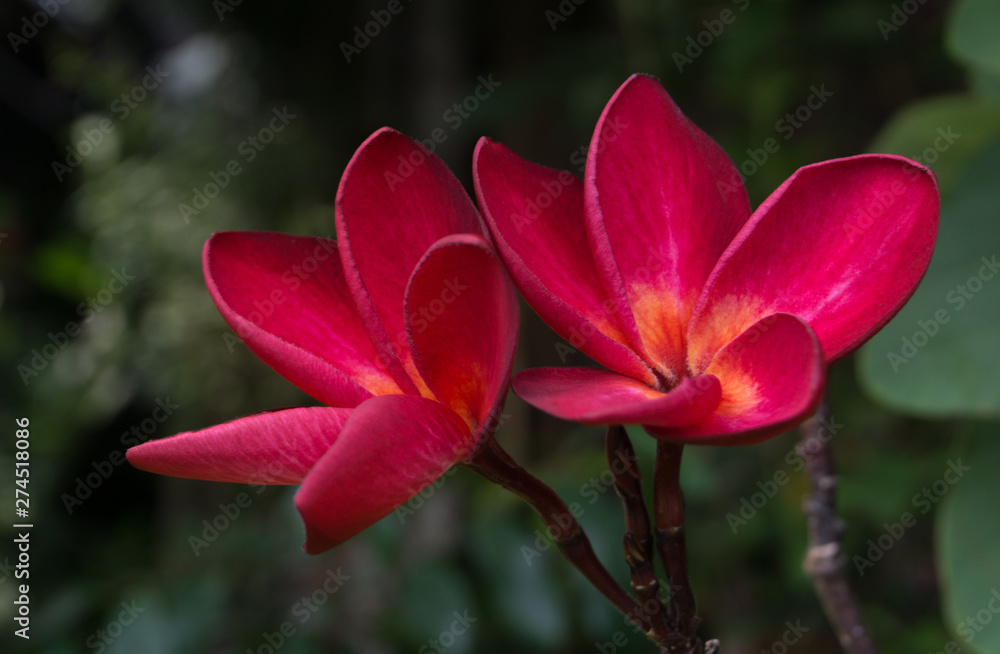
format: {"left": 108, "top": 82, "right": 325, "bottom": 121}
{"left": 1, "top": 0, "right": 996, "bottom": 653}
{"left": 856, "top": 1, "right": 1000, "bottom": 650}
{"left": 938, "top": 429, "right": 1000, "bottom": 654}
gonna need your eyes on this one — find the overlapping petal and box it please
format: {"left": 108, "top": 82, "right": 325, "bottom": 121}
{"left": 687, "top": 155, "right": 939, "bottom": 372}
{"left": 514, "top": 367, "right": 722, "bottom": 428}
{"left": 126, "top": 407, "right": 351, "bottom": 484}
{"left": 648, "top": 314, "right": 825, "bottom": 445}
{"left": 128, "top": 120, "right": 531, "bottom": 556}
{"left": 336, "top": 128, "right": 487, "bottom": 395}
{"left": 405, "top": 233, "right": 518, "bottom": 438}
{"left": 296, "top": 395, "right": 472, "bottom": 554}
{"left": 585, "top": 74, "right": 752, "bottom": 381}
{"left": 205, "top": 232, "right": 400, "bottom": 407}
{"left": 470, "top": 77, "right": 938, "bottom": 447}
{"left": 473, "top": 138, "right": 655, "bottom": 385}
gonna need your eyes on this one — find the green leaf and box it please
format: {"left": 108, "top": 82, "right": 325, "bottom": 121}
{"left": 937, "top": 430, "right": 1000, "bottom": 653}
{"left": 970, "top": 68, "right": 1000, "bottom": 101}
{"left": 947, "top": 0, "right": 1000, "bottom": 77}
{"left": 867, "top": 95, "right": 1000, "bottom": 196}
{"left": 857, "top": 138, "right": 1000, "bottom": 417}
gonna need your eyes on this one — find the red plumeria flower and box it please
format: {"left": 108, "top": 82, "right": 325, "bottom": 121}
{"left": 473, "top": 74, "right": 938, "bottom": 445}
{"left": 127, "top": 128, "right": 518, "bottom": 553}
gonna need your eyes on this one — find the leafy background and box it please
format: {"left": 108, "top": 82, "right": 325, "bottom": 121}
{"left": 1, "top": 0, "right": 998, "bottom": 652}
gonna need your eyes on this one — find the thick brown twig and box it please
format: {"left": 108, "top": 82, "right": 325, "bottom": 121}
{"left": 653, "top": 441, "right": 702, "bottom": 653}
{"left": 606, "top": 425, "right": 672, "bottom": 642}
{"left": 466, "top": 437, "right": 650, "bottom": 634}
{"left": 798, "top": 402, "right": 878, "bottom": 654}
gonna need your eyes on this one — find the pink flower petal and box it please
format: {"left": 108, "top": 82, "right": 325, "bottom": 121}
{"left": 126, "top": 407, "right": 351, "bottom": 484}
{"left": 585, "top": 74, "right": 751, "bottom": 381}
{"left": 687, "top": 155, "right": 939, "bottom": 371}
{"left": 513, "top": 367, "right": 721, "bottom": 428}
{"left": 405, "top": 234, "right": 518, "bottom": 438}
{"left": 649, "top": 314, "right": 825, "bottom": 445}
{"left": 295, "top": 395, "right": 472, "bottom": 553}
{"left": 336, "top": 128, "right": 487, "bottom": 395}
{"left": 473, "top": 138, "right": 656, "bottom": 385}
{"left": 205, "top": 232, "right": 401, "bottom": 407}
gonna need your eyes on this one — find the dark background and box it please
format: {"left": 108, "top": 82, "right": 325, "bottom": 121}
{"left": 2, "top": 0, "right": 997, "bottom": 653}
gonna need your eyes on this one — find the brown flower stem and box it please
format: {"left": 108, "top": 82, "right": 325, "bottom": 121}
{"left": 467, "top": 438, "right": 651, "bottom": 634}
{"left": 653, "top": 441, "right": 702, "bottom": 653}
{"left": 605, "top": 425, "right": 672, "bottom": 643}
{"left": 798, "top": 402, "right": 878, "bottom": 654}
